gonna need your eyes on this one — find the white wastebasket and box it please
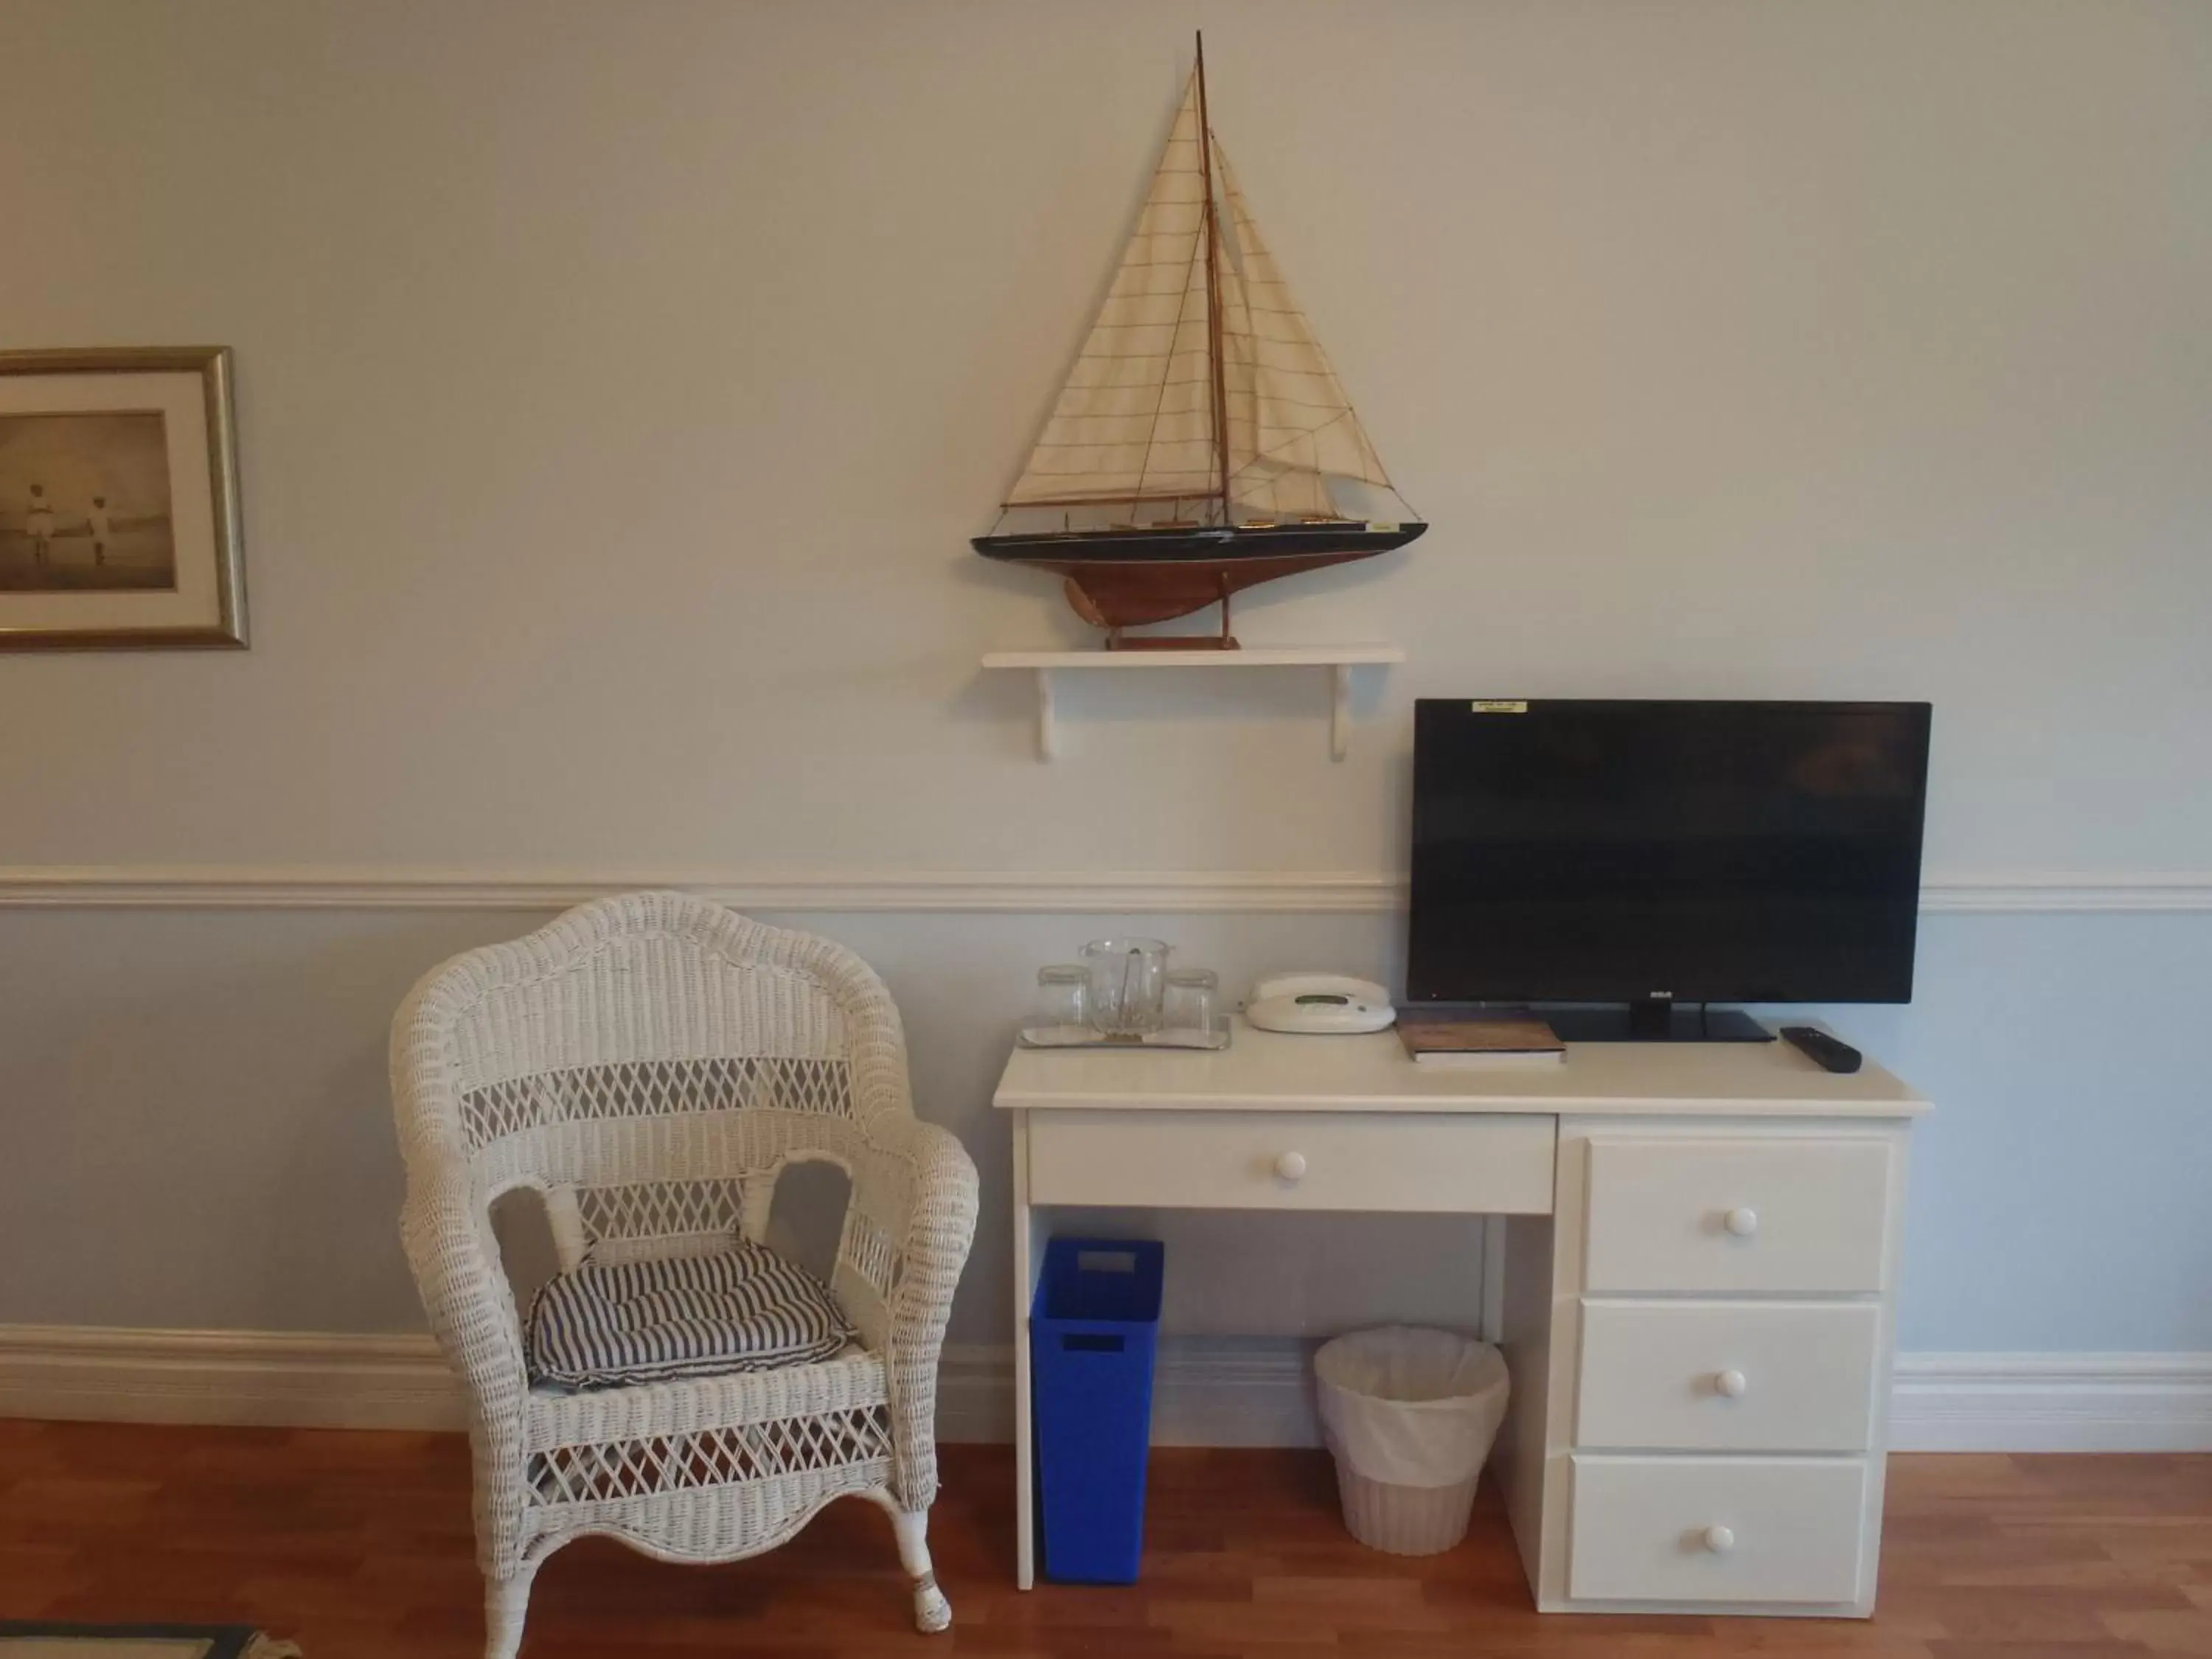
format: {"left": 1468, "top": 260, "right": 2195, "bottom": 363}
{"left": 1314, "top": 1326, "right": 1510, "bottom": 1556}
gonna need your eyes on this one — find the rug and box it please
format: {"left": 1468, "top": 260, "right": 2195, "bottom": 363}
{"left": 0, "top": 1627, "right": 296, "bottom": 1659}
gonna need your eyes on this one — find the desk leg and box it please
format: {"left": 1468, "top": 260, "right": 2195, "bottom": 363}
{"left": 1011, "top": 1107, "right": 1040, "bottom": 1589}
{"left": 1481, "top": 1214, "right": 1507, "bottom": 1344}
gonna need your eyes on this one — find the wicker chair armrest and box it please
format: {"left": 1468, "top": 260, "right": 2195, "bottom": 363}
{"left": 875, "top": 1118, "right": 979, "bottom": 1321}
{"left": 401, "top": 1178, "right": 540, "bottom": 1576}
{"left": 849, "top": 1116, "right": 978, "bottom": 1510}
{"left": 400, "top": 1179, "right": 533, "bottom": 1432}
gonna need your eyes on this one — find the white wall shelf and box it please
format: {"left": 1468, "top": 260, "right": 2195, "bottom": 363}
{"left": 981, "top": 644, "right": 1405, "bottom": 762}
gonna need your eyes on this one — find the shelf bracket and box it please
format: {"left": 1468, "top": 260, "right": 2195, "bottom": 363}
{"left": 1034, "top": 667, "right": 1056, "bottom": 762}
{"left": 1330, "top": 663, "right": 1353, "bottom": 762}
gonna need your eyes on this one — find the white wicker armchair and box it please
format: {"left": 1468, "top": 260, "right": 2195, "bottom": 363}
{"left": 389, "top": 893, "right": 979, "bottom": 1656}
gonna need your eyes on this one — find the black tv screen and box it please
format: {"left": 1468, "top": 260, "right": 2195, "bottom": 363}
{"left": 1407, "top": 700, "right": 1932, "bottom": 1007}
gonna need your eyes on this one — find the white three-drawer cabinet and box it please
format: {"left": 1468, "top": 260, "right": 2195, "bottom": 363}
{"left": 995, "top": 1020, "right": 1927, "bottom": 1616}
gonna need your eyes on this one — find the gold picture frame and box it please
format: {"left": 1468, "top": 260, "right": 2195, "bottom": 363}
{"left": 0, "top": 346, "right": 247, "bottom": 649}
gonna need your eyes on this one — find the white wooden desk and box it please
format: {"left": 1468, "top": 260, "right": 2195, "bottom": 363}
{"left": 993, "top": 1020, "right": 1930, "bottom": 1615}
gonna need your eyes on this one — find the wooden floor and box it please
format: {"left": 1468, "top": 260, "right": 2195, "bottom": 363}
{"left": 1, "top": 1422, "right": 2208, "bottom": 1658}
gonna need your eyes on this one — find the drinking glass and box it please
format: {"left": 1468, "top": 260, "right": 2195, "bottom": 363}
{"left": 1035, "top": 964, "right": 1090, "bottom": 1033}
{"left": 1163, "top": 967, "right": 1217, "bottom": 1036}
{"left": 1081, "top": 937, "right": 1169, "bottom": 1036}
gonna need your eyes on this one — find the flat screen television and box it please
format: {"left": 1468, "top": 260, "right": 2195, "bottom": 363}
{"left": 1406, "top": 699, "right": 1932, "bottom": 1040}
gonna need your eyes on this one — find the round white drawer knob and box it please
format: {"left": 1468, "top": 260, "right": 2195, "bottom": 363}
{"left": 1703, "top": 1525, "right": 1736, "bottom": 1555}
{"left": 1275, "top": 1151, "right": 1308, "bottom": 1182}
{"left": 1724, "top": 1206, "right": 1759, "bottom": 1237}
{"left": 1715, "top": 1368, "right": 1748, "bottom": 1399}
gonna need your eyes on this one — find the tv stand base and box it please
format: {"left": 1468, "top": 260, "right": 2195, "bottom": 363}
{"left": 1541, "top": 1001, "right": 1775, "bottom": 1043}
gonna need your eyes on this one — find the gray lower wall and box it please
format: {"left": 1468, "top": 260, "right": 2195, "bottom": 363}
{"left": 3, "top": 903, "right": 2206, "bottom": 1354}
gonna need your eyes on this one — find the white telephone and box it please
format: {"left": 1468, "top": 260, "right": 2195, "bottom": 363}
{"left": 1245, "top": 973, "right": 1397, "bottom": 1035}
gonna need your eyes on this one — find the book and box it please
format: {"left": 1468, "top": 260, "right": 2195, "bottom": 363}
{"left": 1397, "top": 1012, "right": 1566, "bottom": 1068}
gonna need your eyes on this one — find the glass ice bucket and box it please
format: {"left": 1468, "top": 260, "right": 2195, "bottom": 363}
{"left": 1081, "top": 937, "right": 1169, "bottom": 1036}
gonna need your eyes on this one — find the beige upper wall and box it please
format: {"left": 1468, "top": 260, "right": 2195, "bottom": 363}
{"left": 2, "top": 0, "right": 2208, "bottom": 875}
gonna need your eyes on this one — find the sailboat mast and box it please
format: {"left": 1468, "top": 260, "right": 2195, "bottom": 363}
{"left": 1194, "top": 32, "right": 1231, "bottom": 527}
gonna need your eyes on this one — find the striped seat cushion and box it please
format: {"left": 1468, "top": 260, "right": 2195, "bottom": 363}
{"left": 525, "top": 1240, "right": 855, "bottom": 1388}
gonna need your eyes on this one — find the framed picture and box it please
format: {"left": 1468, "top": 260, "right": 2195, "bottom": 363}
{"left": 0, "top": 347, "right": 246, "bottom": 649}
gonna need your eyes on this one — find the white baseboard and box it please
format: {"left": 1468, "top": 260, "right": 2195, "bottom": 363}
{"left": 859, "top": 1340, "right": 1324, "bottom": 1447}
{"left": 933, "top": 1343, "right": 1012, "bottom": 1446}
{"left": 931, "top": 1346, "right": 2212, "bottom": 1454}
{"left": 1888, "top": 1352, "right": 2212, "bottom": 1452}
{"left": 4, "top": 1326, "right": 2208, "bottom": 1453}
{"left": 0, "top": 1324, "right": 467, "bottom": 1432}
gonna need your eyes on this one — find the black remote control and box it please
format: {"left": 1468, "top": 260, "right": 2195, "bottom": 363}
{"left": 1781, "top": 1026, "right": 1862, "bottom": 1074}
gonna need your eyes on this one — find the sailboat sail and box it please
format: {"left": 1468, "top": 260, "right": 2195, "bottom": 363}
{"left": 1002, "top": 72, "right": 1397, "bottom": 524}
{"left": 1214, "top": 147, "right": 1395, "bottom": 521}
{"left": 1004, "top": 75, "right": 1218, "bottom": 509}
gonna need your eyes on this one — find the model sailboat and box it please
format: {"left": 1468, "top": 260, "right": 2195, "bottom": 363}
{"left": 974, "top": 37, "right": 1425, "bottom": 649}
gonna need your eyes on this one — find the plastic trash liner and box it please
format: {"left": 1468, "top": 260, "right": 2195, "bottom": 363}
{"left": 1314, "top": 1326, "right": 1511, "bottom": 1555}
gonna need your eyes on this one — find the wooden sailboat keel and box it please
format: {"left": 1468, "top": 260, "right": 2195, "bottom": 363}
{"left": 973, "top": 35, "right": 1425, "bottom": 644}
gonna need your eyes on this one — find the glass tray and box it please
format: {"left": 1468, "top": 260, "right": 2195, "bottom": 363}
{"left": 1017, "top": 1018, "right": 1232, "bottom": 1052}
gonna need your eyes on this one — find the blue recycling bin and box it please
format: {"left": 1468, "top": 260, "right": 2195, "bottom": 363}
{"left": 1030, "top": 1237, "right": 1165, "bottom": 1584}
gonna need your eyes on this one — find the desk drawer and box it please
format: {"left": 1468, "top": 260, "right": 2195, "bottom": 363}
{"left": 1583, "top": 1137, "right": 1893, "bottom": 1293}
{"left": 1576, "top": 1300, "right": 1881, "bottom": 1453}
{"left": 1569, "top": 1454, "right": 1868, "bottom": 1605}
{"left": 1024, "top": 1110, "right": 1555, "bottom": 1214}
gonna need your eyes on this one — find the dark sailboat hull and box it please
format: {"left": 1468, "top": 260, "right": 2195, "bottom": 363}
{"left": 973, "top": 521, "right": 1425, "bottom": 630}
